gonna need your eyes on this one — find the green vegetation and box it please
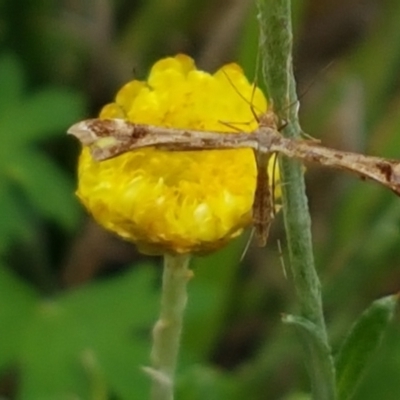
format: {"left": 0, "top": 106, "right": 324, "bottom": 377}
{"left": 0, "top": 1, "right": 399, "bottom": 398}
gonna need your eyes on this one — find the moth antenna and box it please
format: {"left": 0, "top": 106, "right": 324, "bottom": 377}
{"left": 301, "top": 130, "right": 320, "bottom": 142}
{"left": 277, "top": 239, "right": 287, "bottom": 279}
{"left": 218, "top": 120, "right": 244, "bottom": 132}
{"left": 250, "top": 46, "right": 263, "bottom": 121}
{"left": 275, "top": 61, "right": 335, "bottom": 125}
{"left": 248, "top": 83, "right": 260, "bottom": 124}
{"left": 223, "top": 61, "right": 274, "bottom": 251}
{"left": 298, "top": 60, "right": 335, "bottom": 101}
{"left": 221, "top": 69, "right": 263, "bottom": 121}
{"left": 240, "top": 228, "right": 255, "bottom": 262}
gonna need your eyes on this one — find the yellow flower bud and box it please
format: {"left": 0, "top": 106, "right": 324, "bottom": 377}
{"left": 76, "top": 54, "right": 277, "bottom": 255}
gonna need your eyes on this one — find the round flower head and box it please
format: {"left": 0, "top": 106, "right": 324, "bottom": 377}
{"left": 77, "top": 54, "right": 277, "bottom": 254}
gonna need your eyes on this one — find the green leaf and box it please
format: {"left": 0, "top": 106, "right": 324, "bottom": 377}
{"left": 61, "top": 264, "right": 158, "bottom": 399}
{"left": 19, "top": 300, "right": 90, "bottom": 400}
{"left": 0, "top": 182, "right": 35, "bottom": 253}
{"left": 9, "top": 150, "right": 81, "bottom": 230}
{"left": 0, "top": 88, "right": 84, "bottom": 146}
{"left": 0, "top": 263, "right": 38, "bottom": 371}
{"left": 0, "top": 53, "right": 24, "bottom": 110}
{"left": 282, "top": 314, "right": 336, "bottom": 400}
{"left": 0, "top": 52, "right": 85, "bottom": 250}
{"left": 19, "top": 264, "right": 158, "bottom": 400}
{"left": 335, "top": 295, "right": 398, "bottom": 400}
{"left": 177, "top": 365, "right": 237, "bottom": 400}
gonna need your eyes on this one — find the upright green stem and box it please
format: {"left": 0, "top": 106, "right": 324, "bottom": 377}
{"left": 257, "top": 1, "right": 336, "bottom": 399}
{"left": 147, "top": 254, "right": 192, "bottom": 400}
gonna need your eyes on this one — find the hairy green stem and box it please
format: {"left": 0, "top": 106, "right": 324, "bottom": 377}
{"left": 147, "top": 254, "right": 191, "bottom": 400}
{"left": 257, "top": 0, "right": 336, "bottom": 398}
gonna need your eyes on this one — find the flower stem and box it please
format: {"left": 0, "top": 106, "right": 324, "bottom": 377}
{"left": 148, "top": 253, "right": 192, "bottom": 400}
{"left": 257, "top": 1, "right": 336, "bottom": 399}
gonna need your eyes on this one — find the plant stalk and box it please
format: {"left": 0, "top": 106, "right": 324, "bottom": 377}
{"left": 147, "top": 253, "right": 192, "bottom": 400}
{"left": 257, "top": 0, "right": 336, "bottom": 398}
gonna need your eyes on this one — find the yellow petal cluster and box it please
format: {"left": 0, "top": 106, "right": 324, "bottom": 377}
{"left": 77, "top": 54, "right": 277, "bottom": 254}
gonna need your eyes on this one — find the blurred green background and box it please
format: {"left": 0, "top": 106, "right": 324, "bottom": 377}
{"left": 0, "top": 0, "right": 399, "bottom": 399}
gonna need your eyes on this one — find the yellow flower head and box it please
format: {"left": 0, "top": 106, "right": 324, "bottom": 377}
{"left": 77, "top": 54, "right": 276, "bottom": 255}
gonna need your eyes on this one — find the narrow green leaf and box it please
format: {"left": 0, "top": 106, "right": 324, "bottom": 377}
{"left": 335, "top": 295, "right": 398, "bottom": 400}
{"left": 0, "top": 88, "right": 84, "bottom": 146}
{"left": 9, "top": 150, "right": 80, "bottom": 230}
{"left": 17, "top": 88, "right": 84, "bottom": 141}
{"left": 0, "top": 53, "right": 24, "bottom": 110}
{"left": 0, "top": 182, "right": 35, "bottom": 253}
{"left": 282, "top": 314, "right": 336, "bottom": 400}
